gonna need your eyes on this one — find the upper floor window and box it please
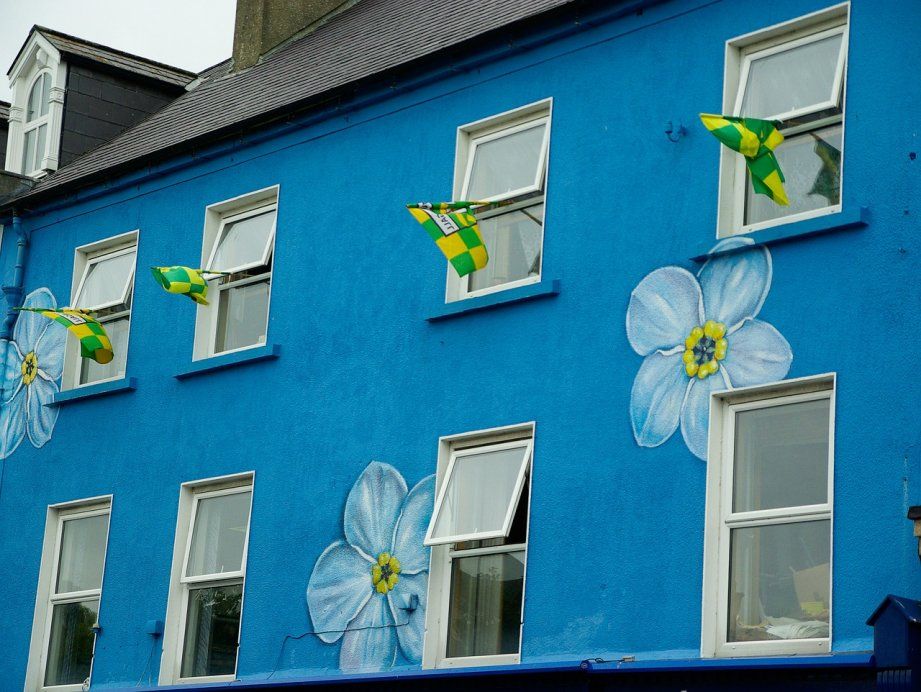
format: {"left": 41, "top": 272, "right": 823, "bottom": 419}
{"left": 702, "top": 377, "right": 834, "bottom": 657}
{"left": 718, "top": 5, "right": 848, "bottom": 235}
{"left": 25, "top": 498, "right": 111, "bottom": 692}
{"left": 161, "top": 475, "right": 253, "bottom": 684}
{"left": 194, "top": 188, "right": 278, "bottom": 359}
{"left": 64, "top": 234, "right": 137, "bottom": 389}
{"left": 22, "top": 71, "right": 52, "bottom": 175}
{"left": 449, "top": 101, "right": 550, "bottom": 301}
{"left": 423, "top": 425, "right": 533, "bottom": 668}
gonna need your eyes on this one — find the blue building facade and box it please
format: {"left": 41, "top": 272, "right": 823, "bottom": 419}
{"left": 0, "top": 0, "right": 919, "bottom": 689}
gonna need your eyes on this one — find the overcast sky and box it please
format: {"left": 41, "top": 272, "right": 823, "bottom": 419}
{"left": 0, "top": 0, "right": 237, "bottom": 101}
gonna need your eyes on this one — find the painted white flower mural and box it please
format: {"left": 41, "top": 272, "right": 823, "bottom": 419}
{"left": 307, "top": 462, "right": 435, "bottom": 671}
{"left": 626, "top": 238, "right": 792, "bottom": 460}
{"left": 0, "top": 288, "right": 65, "bottom": 459}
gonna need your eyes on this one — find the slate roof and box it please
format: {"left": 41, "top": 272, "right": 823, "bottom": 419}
{"left": 11, "top": 0, "right": 582, "bottom": 207}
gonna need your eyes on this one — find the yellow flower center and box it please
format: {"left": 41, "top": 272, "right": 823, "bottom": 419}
{"left": 21, "top": 351, "right": 39, "bottom": 386}
{"left": 371, "top": 552, "right": 401, "bottom": 595}
{"left": 682, "top": 320, "right": 728, "bottom": 380}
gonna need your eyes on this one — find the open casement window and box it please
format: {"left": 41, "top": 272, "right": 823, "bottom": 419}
{"left": 39, "top": 503, "right": 110, "bottom": 691}
{"left": 64, "top": 240, "right": 137, "bottom": 389}
{"left": 198, "top": 196, "right": 277, "bottom": 358}
{"left": 449, "top": 103, "right": 550, "bottom": 301}
{"left": 720, "top": 8, "right": 848, "bottom": 235}
{"left": 702, "top": 378, "right": 834, "bottom": 658}
{"left": 424, "top": 430, "right": 533, "bottom": 668}
{"left": 176, "top": 485, "right": 252, "bottom": 681}
{"left": 21, "top": 70, "right": 52, "bottom": 175}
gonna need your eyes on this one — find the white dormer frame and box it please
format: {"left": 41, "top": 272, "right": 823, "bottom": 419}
{"left": 5, "top": 30, "right": 67, "bottom": 176}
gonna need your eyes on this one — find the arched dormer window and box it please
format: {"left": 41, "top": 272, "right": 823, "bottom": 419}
{"left": 21, "top": 70, "right": 52, "bottom": 175}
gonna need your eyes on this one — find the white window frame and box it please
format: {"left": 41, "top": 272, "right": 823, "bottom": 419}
{"left": 24, "top": 495, "right": 113, "bottom": 692}
{"left": 422, "top": 423, "right": 534, "bottom": 670}
{"left": 62, "top": 231, "right": 139, "bottom": 391}
{"left": 193, "top": 186, "right": 279, "bottom": 361}
{"left": 20, "top": 70, "right": 53, "bottom": 176}
{"left": 447, "top": 100, "right": 552, "bottom": 302}
{"left": 716, "top": 4, "right": 849, "bottom": 237}
{"left": 701, "top": 374, "right": 835, "bottom": 658}
{"left": 159, "top": 472, "right": 254, "bottom": 686}
{"left": 5, "top": 30, "right": 66, "bottom": 176}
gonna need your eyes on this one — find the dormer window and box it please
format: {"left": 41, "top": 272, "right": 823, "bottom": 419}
{"left": 21, "top": 71, "right": 52, "bottom": 175}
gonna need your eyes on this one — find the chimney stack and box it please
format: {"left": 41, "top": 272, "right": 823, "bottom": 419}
{"left": 232, "top": 0, "right": 351, "bottom": 71}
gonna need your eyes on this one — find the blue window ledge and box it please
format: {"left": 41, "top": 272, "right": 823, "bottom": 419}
{"left": 691, "top": 207, "right": 869, "bottom": 262}
{"left": 175, "top": 343, "right": 281, "bottom": 380}
{"left": 427, "top": 279, "right": 561, "bottom": 322}
{"left": 51, "top": 377, "right": 136, "bottom": 405}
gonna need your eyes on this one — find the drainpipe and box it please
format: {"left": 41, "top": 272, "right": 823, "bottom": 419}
{"left": 0, "top": 209, "right": 29, "bottom": 503}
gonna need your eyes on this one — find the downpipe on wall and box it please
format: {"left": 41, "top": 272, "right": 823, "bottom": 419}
{"left": 0, "top": 209, "right": 29, "bottom": 504}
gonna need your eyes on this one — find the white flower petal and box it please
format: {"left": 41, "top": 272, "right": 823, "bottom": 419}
{"left": 630, "top": 351, "right": 689, "bottom": 448}
{"left": 34, "top": 317, "right": 67, "bottom": 383}
{"left": 698, "top": 240, "right": 772, "bottom": 329}
{"left": 0, "top": 388, "right": 27, "bottom": 460}
{"left": 389, "top": 571, "right": 428, "bottom": 664}
{"left": 626, "top": 266, "right": 703, "bottom": 356}
{"left": 14, "top": 288, "right": 56, "bottom": 354}
{"left": 344, "top": 462, "right": 408, "bottom": 559}
{"left": 339, "top": 593, "right": 397, "bottom": 672}
{"left": 306, "top": 541, "right": 373, "bottom": 644}
{"left": 26, "top": 378, "right": 59, "bottom": 449}
{"left": 721, "top": 319, "right": 793, "bottom": 388}
{"left": 679, "top": 374, "right": 728, "bottom": 461}
{"left": 391, "top": 475, "right": 435, "bottom": 575}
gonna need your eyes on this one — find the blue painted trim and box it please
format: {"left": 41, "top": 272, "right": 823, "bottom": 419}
{"left": 427, "top": 280, "right": 561, "bottom": 322}
{"left": 174, "top": 344, "right": 281, "bottom": 380}
{"left": 113, "top": 654, "right": 874, "bottom": 690}
{"left": 691, "top": 207, "right": 869, "bottom": 262}
{"left": 51, "top": 377, "right": 136, "bottom": 405}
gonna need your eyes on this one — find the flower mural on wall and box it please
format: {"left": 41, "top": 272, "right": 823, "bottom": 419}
{"left": 307, "top": 462, "right": 435, "bottom": 671}
{"left": 626, "top": 238, "right": 792, "bottom": 460}
{"left": 0, "top": 288, "right": 66, "bottom": 459}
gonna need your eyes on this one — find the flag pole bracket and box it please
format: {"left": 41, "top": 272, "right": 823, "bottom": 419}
{"left": 664, "top": 120, "right": 687, "bottom": 143}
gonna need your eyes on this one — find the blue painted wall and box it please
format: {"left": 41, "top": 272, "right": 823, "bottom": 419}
{"left": 0, "top": 0, "right": 919, "bottom": 687}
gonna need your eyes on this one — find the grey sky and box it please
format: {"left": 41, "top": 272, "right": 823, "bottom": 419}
{"left": 0, "top": 0, "right": 237, "bottom": 101}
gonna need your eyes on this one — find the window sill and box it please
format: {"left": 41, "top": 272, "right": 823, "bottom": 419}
{"left": 51, "top": 377, "right": 136, "bottom": 405}
{"left": 175, "top": 343, "right": 280, "bottom": 380}
{"left": 693, "top": 207, "right": 868, "bottom": 262}
{"left": 427, "top": 279, "right": 560, "bottom": 322}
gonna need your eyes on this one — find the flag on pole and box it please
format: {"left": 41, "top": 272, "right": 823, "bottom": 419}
{"left": 15, "top": 307, "right": 113, "bottom": 364}
{"left": 700, "top": 114, "right": 789, "bottom": 206}
{"left": 151, "top": 266, "right": 221, "bottom": 305}
{"left": 406, "top": 202, "right": 489, "bottom": 277}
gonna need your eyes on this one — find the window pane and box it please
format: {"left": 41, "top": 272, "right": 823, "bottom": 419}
{"left": 35, "top": 124, "right": 47, "bottom": 171}
{"left": 745, "top": 124, "right": 841, "bottom": 225}
{"left": 211, "top": 210, "right": 275, "bottom": 272}
{"left": 430, "top": 444, "right": 529, "bottom": 543}
{"left": 22, "top": 128, "right": 36, "bottom": 173}
{"left": 733, "top": 398, "right": 830, "bottom": 513}
{"left": 467, "top": 123, "right": 546, "bottom": 200}
{"left": 741, "top": 34, "right": 843, "bottom": 117}
{"left": 469, "top": 204, "right": 542, "bottom": 293}
{"left": 27, "top": 73, "right": 50, "bottom": 121}
{"left": 80, "top": 316, "right": 130, "bottom": 385}
{"left": 728, "top": 520, "right": 830, "bottom": 642}
{"left": 447, "top": 550, "right": 524, "bottom": 658}
{"left": 56, "top": 514, "right": 109, "bottom": 594}
{"left": 215, "top": 280, "right": 270, "bottom": 354}
{"left": 44, "top": 599, "right": 98, "bottom": 687}
{"left": 180, "top": 584, "right": 242, "bottom": 678}
{"left": 77, "top": 250, "right": 136, "bottom": 308}
{"left": 186, "top": 491, "right": 251, "bottom": 577}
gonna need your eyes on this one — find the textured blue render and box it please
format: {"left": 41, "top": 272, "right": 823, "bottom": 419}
{"left": 0, "top": 0, "right": 919, "bottom": 689}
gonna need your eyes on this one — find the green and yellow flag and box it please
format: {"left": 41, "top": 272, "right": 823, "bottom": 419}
{"left": 808, "top": 133, "right": 841, "bottom": 206}
{"left": 407, "top": 202, "right": 489, "bottom": 277}
{"left": 16, "top": 307, "right": 113, "bottom": 364}
{"left": 700, "top": 114, "right": 789, "bottom": 206}
{"left": 151, "top": 266, "right": 216, "bottom": 305}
